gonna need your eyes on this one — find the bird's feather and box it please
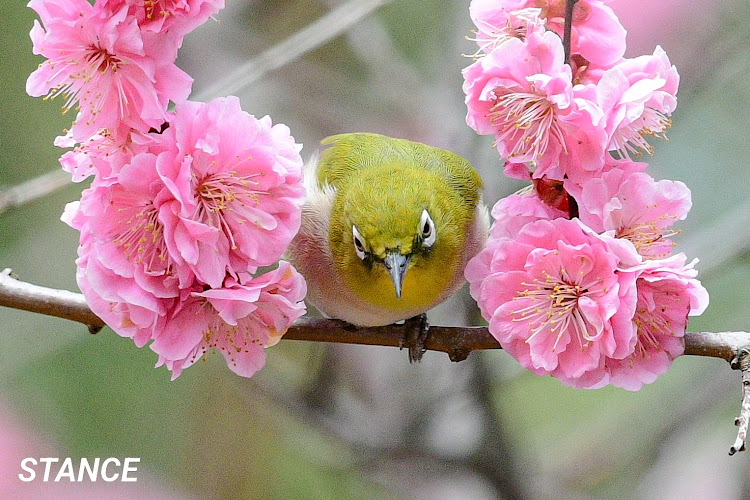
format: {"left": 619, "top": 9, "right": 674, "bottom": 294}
{"left": 317, "top": 133, "right": 483, "bottom": 207}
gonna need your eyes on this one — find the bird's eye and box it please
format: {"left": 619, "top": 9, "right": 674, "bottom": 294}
{"left": 420, "top": 209, "right": 436, "bottom": 248}
{"left": 352, "top": 225, "right": 367, "bottom": 260}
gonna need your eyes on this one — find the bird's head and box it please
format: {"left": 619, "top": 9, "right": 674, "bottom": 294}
{"left": 329, "top": 163, "right": 471, "bottom": 312}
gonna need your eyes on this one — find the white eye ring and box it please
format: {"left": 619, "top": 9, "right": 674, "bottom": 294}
{"left": 352, "top": 225, "right": 367, "bottom": 260}
{"left": 420, "top": 209, "right": 436, "bottom": 248}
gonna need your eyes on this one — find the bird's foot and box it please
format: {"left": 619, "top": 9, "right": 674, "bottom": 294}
{"left": 399, "top": 313, "right": 429, "bottom": 363}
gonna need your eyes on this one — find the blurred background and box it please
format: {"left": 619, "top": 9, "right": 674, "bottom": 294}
{"left": 1, "top": 0, "right": 749, "bottom": 498}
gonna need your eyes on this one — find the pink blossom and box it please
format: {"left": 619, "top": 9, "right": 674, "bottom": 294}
{"left": 489, "top": 190, "right": 567, "bottom": 239}
{"left": 462, "top": 29, "right": 607, "bottom": 181}
{"left": 606, "top": 254, "right": 709, "bottom": 390}
{"left": 152, "top": 261, "right": 307, "bottom": 379}
{"left": 78, "top": 253, "right": 173, "bottom": 348}
{"left": 596, "top": 46, "right": 679, "bottom": 157}
{"left": 63, "top": 153, "right": 187, "bottom": 347}
{"left": 543, "top": 0, "right": 626, "bottom": 67}
{"left": 55, "top": 122, "right": 160, "bottom": 182}
{"left": 98, "top": 0, "right": 224, "bottom": 60}
{"left": 26, "top": 0, "right": 192, "bottom": 141}
{"left": 467, "top": 3, "right": 545, "bottom": 57}
{"left": 562, "top": 154, "right": 648, "bottom": 200}
{"left": 463, "top": 31, "right": 569, "bottom": 147}
{"left": 469, "top": 0, "right": 529, "bottom": 37}
{"left": 466, "top": 191, "right": 567, "bottom": 319}
{"left": 578, "top": 169, "right": 691, "bottom": 259}
{"left": 551, "top": 82, "right": 610, "bottom": 182}
{"left": 466, "top": 218, "right": 641, "bottom": 386}
{"left": 462, "top": 0, "right": 708, "bottom": 391}
{"left": 62, "top": 97, "right": 307, "bottom": 374}
{"left": 69, "top": 208, "right": 173, "bottom": 348}
{"left": 100, "top": 0, "right": 224, "bottom": 38}
{"left": 469, "top": 0, "right": 626, "bottom": 66}
{"left": 82, "top": 153, "right": 195, "bottom": 294}
{"left": 157, "top": 97, "right": 306, "bottom": 288}
{"left": 502, "top": 161, "right": 533, "bottom": 181}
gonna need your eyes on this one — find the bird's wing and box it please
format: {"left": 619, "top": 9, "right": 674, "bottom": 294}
{"left": 317, "top": 133, "right": 483, "bottom": 206}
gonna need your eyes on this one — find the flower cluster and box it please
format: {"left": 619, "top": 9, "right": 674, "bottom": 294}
{"left": 463, "top": 1, "right": 708, "bottom": 390}
{"left": 28, "top": 0, "right": 307, "bottom": 379}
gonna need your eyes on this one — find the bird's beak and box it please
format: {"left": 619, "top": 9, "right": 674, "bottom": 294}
{"left": 383, "top": 251, "right": 410, "bottom": 299}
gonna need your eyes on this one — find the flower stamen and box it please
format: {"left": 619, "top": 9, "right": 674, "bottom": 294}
{"left": 511, "top": 266, "right": 600, "bottom": 351}
{"left": 489, "top": 90, "right": 566, "bottom": 161}
{"left": 195, "top": 169, "right": 264, "bottom": 250}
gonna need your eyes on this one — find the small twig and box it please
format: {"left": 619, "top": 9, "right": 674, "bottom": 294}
{"left": 195, "top": 0, "right": 392, "bottom": 101}
{"left": 562, "top": 0, "right": 579, "bottom": 65}
{"left": 729, "top": 348, "right": 750, "bottom": 455}
{"left": 0, "top": 169, "right": 71, "bottom": 216}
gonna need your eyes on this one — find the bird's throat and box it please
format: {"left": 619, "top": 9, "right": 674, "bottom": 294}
{"left": 347, "top": 261, "right": 451, "bottom": 312}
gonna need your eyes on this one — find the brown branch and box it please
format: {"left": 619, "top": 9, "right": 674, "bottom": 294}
{"left": 4, "top": 267, "right": 750, "bottom": 454}
{"left": 0, "top": 268, "right": 103, "bottom": 333}
{"left": 0, "top": 268, "right": 495, "bottom": 359}
{"left": 2, "top": 267, "right": 749, "bottom": 362}
{"left": 563, "top": 0, "right": 579, "bottom": 65}
{"left": 284, "top": 318, "right": 498, "bottom": 362}
{"left": 683, "top": 331, "right": 750, "bottom": 363}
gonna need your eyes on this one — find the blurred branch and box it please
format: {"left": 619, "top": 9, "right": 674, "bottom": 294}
{"left": 470, "top": 354, "right": 528, "bottom": 498}
{"left": 194, "top": 0, "right": 392, "bottom": 101}
{"left": 0, "top": 169, "right": 71, "bottom": 216}
{"left": 1, "top": 1, "right": 392, "bottom": 216}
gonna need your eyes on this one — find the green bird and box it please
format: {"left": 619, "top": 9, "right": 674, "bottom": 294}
{"left": 287, "top": 133, "right": 489, "bottom": 333}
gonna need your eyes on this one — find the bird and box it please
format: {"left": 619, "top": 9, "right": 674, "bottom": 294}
{"left": 286, "top": 133, "right": 489, "bottom": 358}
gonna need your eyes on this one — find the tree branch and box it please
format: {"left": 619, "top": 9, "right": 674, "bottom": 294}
{"left": 194, "top": 0, "right": 392, "bottom": 102}
{"left": 3, "top": 267, "right": 750, "bottom": 453}
{"left": 0, "top": 268, "right": 493, "bottom": 360}
{"left": 0, "top": 268, "right": 103, "bottom": 333}
{"left": 1, "top": 267, "right": 747, "bottom": 362}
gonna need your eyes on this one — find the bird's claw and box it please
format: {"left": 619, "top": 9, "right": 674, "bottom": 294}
{"left": 400, "top": 313, "right": 429, "bottom": 363}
